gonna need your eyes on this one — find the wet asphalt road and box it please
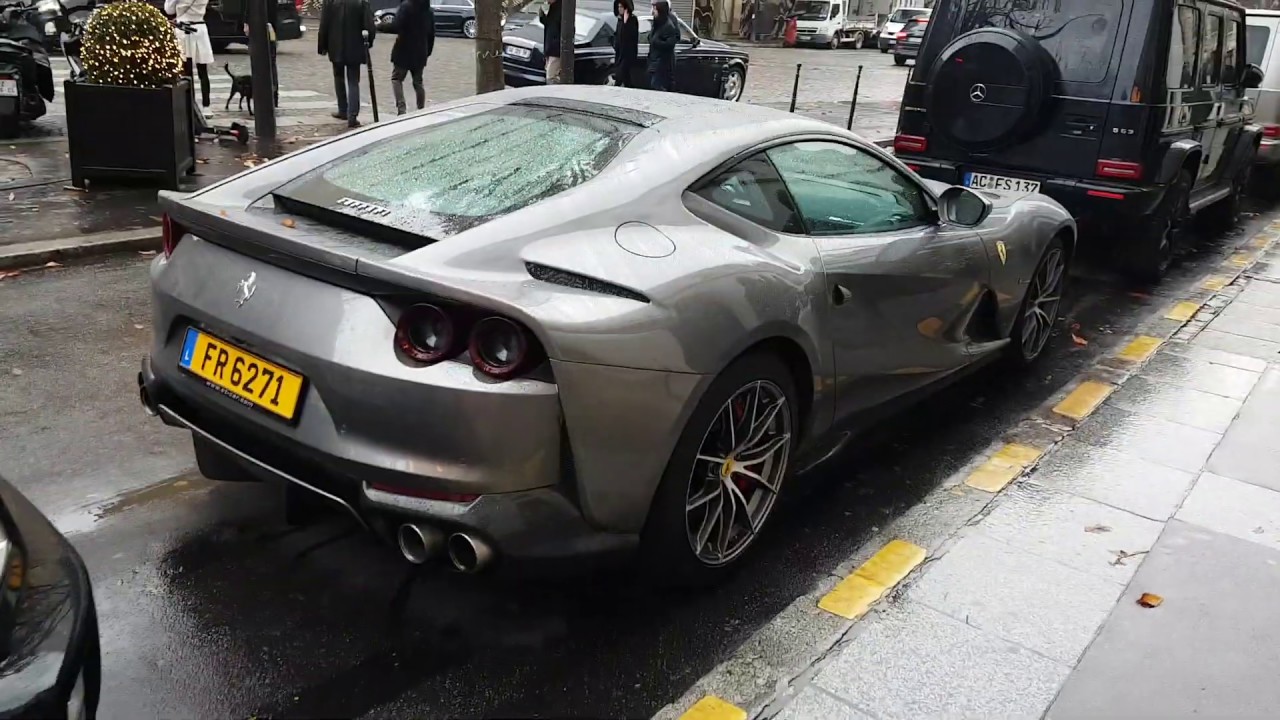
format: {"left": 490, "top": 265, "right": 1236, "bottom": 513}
{"left": 0, "top": 199, "right": 1276, "bottom": 719}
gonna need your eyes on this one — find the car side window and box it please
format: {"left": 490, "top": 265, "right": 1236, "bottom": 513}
{"left": 637, "top": 17, "right": 651, "bottom": 43}
{"left": 694, "top": 154, "right": 804, "bottom": 234}
{"left": 831, "top": 3, "right": 841, "bottom": 18}
{"left": 1168, "top": 5, "right": 1199, "bottom": 89}
{"left": 1202, "top": 13, "right": 1222, "bottom": 87}
{"left": 678, "top": 18, "right": 695, "bottom": 43}
{"left": 1223, "top": 17, "right": 1240, "bottom": 85}
{"left": 766, "top": 141, "right": 930, "bottom": 236}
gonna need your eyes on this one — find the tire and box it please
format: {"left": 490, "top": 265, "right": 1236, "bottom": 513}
{"left": 1125, "top": 169, "right": 1193, "bottom": 284}
{"left": 1201, "top": 164, "right": 1250, "bottom": 233}
{"left": 1007, "top": 236, "right": 1068, "bottom": 366}
{"left": 721, "top": 66, "right": 745, "bottom": 102}
{"left": 640, "top": 352, "right": 799, "bottom": 586}
{"left": 880, "top": 45, "right": 888, "bottom": 53}
{"left": 829, "top": 31, "right": 841, "bottom": 50}
{"left": 463, "top": 18, "right": 477, "bottom": 38}
{"left": 893, "top": 54, "right": 906, "bottom": 66}
{"left": 851, "top": 31, "right": 864, "bottom": 49}
{"left": 211, "top": 40, "right": 229, "bottom": 54}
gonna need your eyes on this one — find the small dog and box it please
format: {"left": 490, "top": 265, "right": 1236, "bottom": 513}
{"left": 224, "top": 63, "right": 254, "bottom": 116}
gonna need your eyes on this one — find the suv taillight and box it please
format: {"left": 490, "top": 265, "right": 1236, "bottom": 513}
{"left": 896, "top": 31, "right": 907, "bottom": 40}
{"left": 1263, "top": 125, "right": 1280, "bottom": 138}
{"left": 1095, "top": 159, "right": 1143, "bottom": 181}
{"left": 161, "top": 214, "right": 184, "bottom": 258}
{"left": 894, "top": 134, "right": 928, "bottom": 154}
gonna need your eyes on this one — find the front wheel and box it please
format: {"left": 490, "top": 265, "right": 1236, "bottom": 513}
{"left": 829, "top": 31, "right": 841, "bottom": 50}
{"left": 721, "top": 66, "right": 745, "bottom": 102}
{"left": 641, "top": 353, "right": 798, "bottom": 586}
{"left": 1201, "top": 164, "right": 1251, "bottom": 233}
{"left": 893, "top": 54, "right": 906, "bottom": 66}
{"left": 1008, "top": 236, "right": 1068, "bottom": 366}
{"left": 463, "top": 18, "right": 477, "bottom": 38}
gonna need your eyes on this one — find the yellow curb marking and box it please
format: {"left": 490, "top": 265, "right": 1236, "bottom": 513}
{"left": 1250, "top": 235, "right": 1272, "bottom": 249}
{"left": 1202, "top": 275, "right": 1231, "bottom": 292}
{"left": 1227, "top": 252, "right": 1252, "bottom": 268}
{"left": 818, "top": 540, "right": 927, "bottom": 620}
{"left": 1165, "top": 301, "right": 1202, "bottom": 322}
{"left": 1053, "top": 380, "right": 1115, "bottom": 421}
{"left": 963, "top": 443, "right": 1044, "bottom": 493}
{"left": 1117, "top": 335, "right": 1162, "bottom": 363}
{"left": 679, "top": 696, "right": 747, "bottom": 720}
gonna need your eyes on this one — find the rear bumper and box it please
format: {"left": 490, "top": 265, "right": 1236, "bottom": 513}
{"left": 503, "top": 63, "right": 545, "bottom": 87}
{"left": 1257, "top": 137, "right": 1280, "bottom": 165}
{"left": 878, "top": 36, "right": 895, "bottom": 49}
{"left": 893, "top": 43, "right": 919, "bottom": 57}
{"left": 900, "top": 156, "right": 1166, "bottom": 230}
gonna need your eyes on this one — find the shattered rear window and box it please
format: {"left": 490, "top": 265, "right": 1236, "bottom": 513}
{"left": 275, "top": 105, "right": 639, "bottom": 240}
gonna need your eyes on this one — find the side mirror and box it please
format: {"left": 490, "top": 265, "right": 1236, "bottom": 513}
{"left": 938, "top": 186, "right": 992, "bottom": 228}
{"left": 1242, "top": 63, "right": 1265, "bottom": 90}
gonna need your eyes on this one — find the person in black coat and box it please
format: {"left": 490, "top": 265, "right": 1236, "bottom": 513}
{"left": 612, "top": 0, "right": 638, "bottom": 87}
{"left": 648, "top": 0, "right": 679, "bottom": 91}
{"left": 540, "top": 0, "right": 563, "bottom": 84}
{"left": 318, "top": 0, "right": 377, "bottom": 127}
{"left": 390, "top": 0, "right": 435, "bottom": 114}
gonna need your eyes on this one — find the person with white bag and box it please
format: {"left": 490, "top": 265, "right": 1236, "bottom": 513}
{"left": 165, "top": 0, "right": 216, "bottom": 115}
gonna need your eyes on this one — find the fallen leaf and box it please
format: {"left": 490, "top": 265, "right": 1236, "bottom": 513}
{"left": 1112, "top": 549, "right": 1149, "bottom": 566}
{"left": 219, "top": 210, "right": 228, "bottom": 217}
{"left": 137, "top": 250, "right": 157, "bottom": 257}
{"left": 133, "top": 324, "right": 145, "bottom": 330}
{"left": 1085, "top": 524, "right": 1112, "bottom": 533}
{"left": 63, "top": 185, "right": 87, "bottom": 193}
{"left": 196, "top": 158, "right": 210, "bottom": 164}
{"left": 10, "top": 368, "right": 22, "bottom": 376}
{"left": 1071, "top": 333, "right": 1089, "bottom": 346}
{"left": 281, "top": 218, "right": 296, "bottom": 229}
{"left": 0, "top": 270, "right": 20, "bottom": 280}
{"left": 243, "top": 160, "right": 257, "bottom": 168}
{"left": 43, "top": 261, "right": 63, "bottom": 269}
{"left": 1137, "top": 592, "right": 1163, "bottom": 608}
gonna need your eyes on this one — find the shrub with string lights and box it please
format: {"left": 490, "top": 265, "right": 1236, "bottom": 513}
{"left": 81, "top": 1, "right": 184, "bottom": 88}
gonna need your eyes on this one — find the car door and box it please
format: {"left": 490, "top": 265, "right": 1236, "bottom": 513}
{"left": 435, "top": 0, "right": 465, "bottom": 33}
{"left": 674, "top": 18, "right": 714, "bottom": 96}
{"left": 766, "top": 140, "right": 992, "bottom": 418}
{"left": 1195, "top": 5, "right": 1225, "bottom": 186}
{"left": 1212, "top": 9, "right": 1248, "bottom": 186}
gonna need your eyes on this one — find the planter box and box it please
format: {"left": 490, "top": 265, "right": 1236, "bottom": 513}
{"left": 65, "top": 78, "right": 195, "bottom": 190}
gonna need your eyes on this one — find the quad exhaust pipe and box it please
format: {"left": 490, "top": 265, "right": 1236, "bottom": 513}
{"left": 397, "top": 523, "right": 444, "bottom": 565}
{"left": 138, "top": 373, "right": 158, "bottom": 417}
{"left": 447, "top": 533, "right": 494, "bottom": 573}
{"left": 396, "top": 525, "right": 494, "bottom": 572}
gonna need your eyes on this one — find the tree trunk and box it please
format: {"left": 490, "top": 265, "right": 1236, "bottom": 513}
{"left": 475, "top": 0, "right": 504, "bottom": 93}
{"left": 559, "top": 0, "right": 576, "bottom": 83}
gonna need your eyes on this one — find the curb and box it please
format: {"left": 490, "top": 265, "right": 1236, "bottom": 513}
{"left": 0, "top": 227, "right": 161, "bottom": 271}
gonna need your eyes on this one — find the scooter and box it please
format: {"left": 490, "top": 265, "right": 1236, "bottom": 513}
{"left": 174, "top": 20, "right": 248, "bottom": 145}
{"left": 0, "top": 0, "right": 55, "bottom": 138}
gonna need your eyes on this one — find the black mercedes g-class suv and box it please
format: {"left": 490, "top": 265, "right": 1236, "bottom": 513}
{"left": 892, "top": 0, "right": 1265, "bottom": 281}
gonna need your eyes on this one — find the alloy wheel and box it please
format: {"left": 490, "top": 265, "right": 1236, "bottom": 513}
{"left": 684, "top": 380, "right": 791, "bottom": 566}
{"left": 464, "top": 19, "right": 477, "bottom": 38}
{"left": 1020, "top": 246, "right": 1065, "bottom": 360}
{"left": 722, "top": 69, "right": 743, "bottom": 101}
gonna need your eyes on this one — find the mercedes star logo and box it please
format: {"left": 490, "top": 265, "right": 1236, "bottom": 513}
{"left": 969, "top": 83, "right": 988, "bottom": 103}
{"left": 235, "top": 272, "right": 257, "bottom": 308}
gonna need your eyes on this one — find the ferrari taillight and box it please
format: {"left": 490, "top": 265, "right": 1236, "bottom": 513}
{"left": 161, "top": 214, "right": 184, "bottom": 258}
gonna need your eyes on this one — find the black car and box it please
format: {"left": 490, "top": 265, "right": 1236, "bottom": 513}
{"left": 501, "top": 10, "right": 749, "bottom": 101}
{"left": 893, "top": 0, "right": 1265, "bottom": 281}
{"left": 0, "top": 475, "right": 100, "bottom": 720}
{"left": 891, "top": 16, "right": 926, "bottom": 66}
{"left": 374, "top": 0, "right": 484, "bottom": 37}
{"left": 200, "top": 0, "right": 306, "bottom": 52}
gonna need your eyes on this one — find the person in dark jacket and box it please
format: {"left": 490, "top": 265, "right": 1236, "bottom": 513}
{"left": 648, "top": 0, "right": 679, "bottom": 91}
{"left": 612, "top": 0, "right": 638, "bottom": 87}
{"left": 318, "top": 0, "right": 377, "bottom": 127}
{"left": 390, "top": 0, "right": 435, "bottom": 114}
{"left": 540, "top": 0, "right": 562, "bottom": 84}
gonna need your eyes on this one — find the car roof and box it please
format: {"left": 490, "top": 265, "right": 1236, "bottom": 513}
{"left": 1249, "top": 8, "right": 1280, "bottom": 17}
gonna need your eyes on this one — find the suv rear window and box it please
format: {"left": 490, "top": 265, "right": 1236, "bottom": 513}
{"left": 275, "top": 105, "right": 638, "bottom": 241}
{"left": 954, "top": 0, "right": 1124, "bottom": 83}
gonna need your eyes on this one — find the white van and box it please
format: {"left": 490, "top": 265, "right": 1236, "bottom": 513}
{"left": 876, "top": 4, "right": 930, "bottom": 52}
{"left": 1247, "top": 9, "right": 1280, "bottom": 166}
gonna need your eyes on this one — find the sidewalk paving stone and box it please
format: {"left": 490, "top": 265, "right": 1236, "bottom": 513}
{"left": 1103, "top": 374, "right": 1244, "bottom": 433}
{"left": 1138, "top": 352, "right": 1262, "bottom": 399}
{"left": 1070, "top": 404, "right": 1221, "bottom": 473}
{"left": 1206, "top": 366, "right": 1280, "bottom": 492}
{"left": 1188, "top": 327, "right": 1280, "bottom": 362}
{"left": 1026, "top": 439, "right": 1197, "bottom": 522}
{"left": 1176, "top": 471, "right": 1280, "bottom": 551}
{"left": 772, "top": 688, "right": 871, "bottom": 720}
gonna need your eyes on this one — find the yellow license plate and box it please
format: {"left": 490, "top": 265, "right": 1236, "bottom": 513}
{"left": 178, "top": 328, "right": 305, "bottom": 421}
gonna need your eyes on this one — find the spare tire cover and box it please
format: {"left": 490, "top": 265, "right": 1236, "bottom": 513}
{"left": 925, "top": 27, "right": 1058, "bottom": 152}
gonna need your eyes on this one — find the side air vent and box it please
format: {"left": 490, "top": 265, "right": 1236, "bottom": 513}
{"left": 525, "top": 262, "right": 650, "bottom": 304}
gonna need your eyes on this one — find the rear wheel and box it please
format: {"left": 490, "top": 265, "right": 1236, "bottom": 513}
{"left": 893, "top": 54, "right": 906, "bottom": 66}
{"left": 463, "top": 18, "right": 477, "bottom": 38}
{"left": 721, "top": 66, "right": 745, "bottom": 101}
{"left": 641, "top": 353, "right": 798, "bottom": 586}
{"left": 1202, "top": 164, "right": 1251, "bottom": 232}
{"left": 1125, "top": 169, "right": 1192, "bottom": 284}
{"left": 850, "top": 31, "right": 865, "bottom": 49}
{"left": 1008, "top": 237, "right": 1067, "bottom": 366}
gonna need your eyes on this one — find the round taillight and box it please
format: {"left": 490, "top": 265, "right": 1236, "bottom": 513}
{"left": 469, "top": 317, "right": 531, "bottom": 379}
{"left": 395, "top": 304, "right": 456, "bottom": 364}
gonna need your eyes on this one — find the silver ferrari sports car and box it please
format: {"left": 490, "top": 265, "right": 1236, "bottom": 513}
{"left": 140, "top": 86, "right": 1074, "bottom": 583}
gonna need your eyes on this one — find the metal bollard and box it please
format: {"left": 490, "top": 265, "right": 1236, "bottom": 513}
{"left": 789, "top": 63, "right": 801, "bottom": 113}
{"left": 846, "top": 65, "right": 863, "bottom": 131}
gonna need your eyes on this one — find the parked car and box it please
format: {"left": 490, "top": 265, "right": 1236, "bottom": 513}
{"left": 1245, "top": 9, "right": 1280, "bottom": 173}
{"left": 147, "top": 0, "right": 306, "bottom": 52}
{"left": 502, "top": 9, "right": 749, "bottom": 101}
{"left": 892, "top": 0, "right": 1264, "bottom": 282}
{"left": 0, "top": 474, "right": 101, "bottom": 719}
{"left": 373, "top": 0, "right": 478, "bottom": 38}
{"left": 876, "top": 5, "right": 928, "bottom": 52}
{"left": 142, "top": 85, "right": 1074, "bottom": 584}
{"left": 890, "top": 15, "right": 926, "bottom": 66}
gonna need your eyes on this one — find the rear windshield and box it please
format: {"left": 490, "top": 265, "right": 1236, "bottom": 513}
{"left": 889, "top": 8, "right": 927, "bottom": 22}
{"left": 275, "top": 105, "right": 639, "bottom": 241}
{"left": 954, "top": 0, "right": 1123, "bottom": 83}
{"left": 1247, "top": 23, "right": 1272, "bottom": 67}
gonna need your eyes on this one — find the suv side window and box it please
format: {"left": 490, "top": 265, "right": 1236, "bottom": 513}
{"left": 766, "top": 142, "right": 930, "bottom": 236}
{"left": 694, "top": 154, "right": 804, "bottom": 234}
{"left": 1202, "top": 13, "right": 1223, "bottom": 87}
{"left": 1223, "top": 16, "right": 1241, "bottom": 86}
{"left": 1168, "top": 5, "right": 1200, "bottom": 89}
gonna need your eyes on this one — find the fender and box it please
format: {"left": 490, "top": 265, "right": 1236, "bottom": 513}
{"left": 1224, "top": 123, "right": 1264, "bottom": 176}
{"left": 1156, "top": 139, "right": 1202, "bottom": 184}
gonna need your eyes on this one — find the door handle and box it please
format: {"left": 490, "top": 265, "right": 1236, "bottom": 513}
{"left": 832, "top": 284, "right": 852, "bottom": 306}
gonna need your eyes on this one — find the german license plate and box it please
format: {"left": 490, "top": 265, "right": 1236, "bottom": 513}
{"left": 964, "top": 172, "right": 1040, "bottom": 195}
{"left": 178, "top": 328, "right": 305, "bottom": 421}
{"left": 0, "top": 79, "right": 16, "bottom": 97}
{"left": 505, "top": 45, "right": 530, "bottom": 59}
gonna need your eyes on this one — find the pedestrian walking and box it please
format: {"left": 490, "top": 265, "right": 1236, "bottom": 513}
{"left": 648, "top": 0, "right": 678, "bottom": 91}
{"left": 240, "top": 0, "right": 281, "bottom": 105}
{"left": 540, "top": 0, "right": 562, "bottom": 84}
{"left": 390, "top": 0, "right": 435, "bottom": 114}
{"left": 612, "top": 0, "right": 638, "bottom": 87}
{"left": 165, "top": 0, "right": 215, "bottom": 114}
{"left": 318, "top": 0, "right": 377, "bottom": 128}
